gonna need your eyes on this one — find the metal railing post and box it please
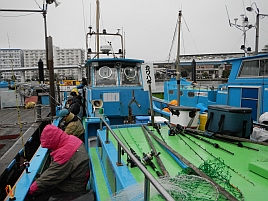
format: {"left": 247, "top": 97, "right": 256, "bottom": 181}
{"left": 105, "top": 125, "right": 109, "bottom": 144}
{"left": 100, "top": 117, "right": 103, "bottom": 130}
{"left": 144, "top": 177, "right": 150, "bottom": 201}
{"left": 116, "top": 143, "right": 123, "bottom": 166}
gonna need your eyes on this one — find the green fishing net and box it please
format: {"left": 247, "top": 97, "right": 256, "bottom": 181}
{"left": 107, "top": 175, "right": 219, "bottom": 201}
{"left": 198, "top": 158, "right": 244, "bottom": 201}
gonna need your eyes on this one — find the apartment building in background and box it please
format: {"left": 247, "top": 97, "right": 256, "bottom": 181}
{"left": 23, "top": 46, "right": 86, "bottom": 81}
{"left": 0, "top": 48, "right": 24, "bottom": 80}
{"left": 0, "top": 47, "right": 86, "bottom": 81}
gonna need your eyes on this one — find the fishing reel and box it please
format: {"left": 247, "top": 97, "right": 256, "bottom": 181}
{"left": 123, "top": 148, "right": 141, "bottom": 168}
{"left": 142, "top": 150, "right": 162, "bottom": 176}
{"left": 164, "top": 121, "right": 184, "bottom": 136}
{"left": 175, "top": 124, "right": 184, "bottom": 133}
{"left": 126, "top": 155, "right": 137, "bottom": 168}
{"left": 153, "top": 123, "right": 161, "bottom": 133}
{"left": 21, "top": 161, "right": 30, "bottom": 174}
{"left": 168, "top": 127, "right": 177, "bottom": 136}
{"left": 142, "top": 150, "right": 160, "bottom": 165}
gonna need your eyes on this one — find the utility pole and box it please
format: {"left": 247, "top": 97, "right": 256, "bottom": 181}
{"left": 48, "top": 37, "right": 56, "bottom": 116}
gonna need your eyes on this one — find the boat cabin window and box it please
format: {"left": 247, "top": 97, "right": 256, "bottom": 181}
{"left": 95, "top": 65, "right": 117, "bottom": 86}
{"left": 260, "top": 59, "right": 268, "bottom": 76}
{"left": 121, "top": 65, "right": 141, "bottom": 86}
{"left": 188, "top": 92, "right": 194, "bottom": 97}
{"left": 239, "top": 58, "right": 268, "bottom": 77}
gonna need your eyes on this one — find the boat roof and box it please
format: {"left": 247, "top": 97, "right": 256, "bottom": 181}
{"left": 86, "top": 58, "right": 144, "bottom": 66}
{"left": 224, "top": 53, "right": 268, "bottom": 62}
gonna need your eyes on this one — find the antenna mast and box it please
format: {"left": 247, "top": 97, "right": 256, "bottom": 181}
{"left": 176, "top": 10, "right": 182, "bottom": 106}
{"left": 96, "top": 0, "right": 100, "bottom": 58}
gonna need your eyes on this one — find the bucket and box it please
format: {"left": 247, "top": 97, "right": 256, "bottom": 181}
{"left": 198, "top": 113, "right": 208, "bottom": 131}
{"left": 169, "top": 106, "right": 200, "bottom": 128}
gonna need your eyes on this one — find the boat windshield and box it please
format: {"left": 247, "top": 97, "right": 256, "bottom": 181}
{"left": 95, "top": 65, "right": 117, "bottom": 86}
{"left": 238, "top": 58, "right": 268, "bottom": 77}
{"left": 92, "top": 61, "right": 142, "bottom": 87}
{"left": 121, "top": 66, "right": 141, "bottom": 85}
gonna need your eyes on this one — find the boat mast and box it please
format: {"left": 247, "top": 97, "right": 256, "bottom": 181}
{"left": 253, "top": 12, "right": 268, "bottom": 55}
{"left": 176, "top": 10, "right": 182, "bottom": 106}
{"left": 96, "top": 0, "right": 100, "bottom": 58}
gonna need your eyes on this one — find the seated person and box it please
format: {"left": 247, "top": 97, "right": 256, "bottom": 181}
{"left": 65, "top": 96, "right": 73, "bottom": 109}
{"left": 28, "top": 124, "right": 90, "bottom": 200}
{"left": 68, "top": 97, "right": 82, "bottom": 117}
{"left": 58, "top": 109, "right": 85, "bottom": 141}
{"left": 70, "top": 88, "right": 83, "bottom": 118}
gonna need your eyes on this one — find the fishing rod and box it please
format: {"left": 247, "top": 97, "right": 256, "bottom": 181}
{"left": 125, "top": 127, "right": 163, "bottom": 177}
{"left": 165, "top": 122, "right": 209, "bottom": 165}
{"left": 164, "top": 121, "right": 234, "bottom": 155}
{"left": 153, "top": 123, "right": 166, "bottom": 144}
{"left": 143, "top": 125, "right": 190, "bottom": 172}
{"left": 116, "top": 127, "right": 141, "bottom": 168}
{"left": 185, "top": 129, "right": 234, "bottom": 155}
{"left": 165, "top": 122, "right": 255, "bottom": 186}
{"left": 8, "top": 40, "right": 31, "bottom": 174}
{"left": 144, "top": 124, "right": 239, "bottom": 201}
{"left": 185, "top": 128, "right": 259, "bottom": 151}
{"left": 141, "top": 125, "right": 169, "bottom": 177}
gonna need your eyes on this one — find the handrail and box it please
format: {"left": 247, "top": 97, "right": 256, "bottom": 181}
{"left": 99, "top": 117, "right": 175, "bottom": 201}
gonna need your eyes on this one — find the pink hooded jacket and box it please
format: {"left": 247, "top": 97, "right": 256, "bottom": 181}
{"left": 29, "top": 124, "right": 89, "bottom": 195}
{"left": 41, "top": 124, "right": 82, "bottom": 164}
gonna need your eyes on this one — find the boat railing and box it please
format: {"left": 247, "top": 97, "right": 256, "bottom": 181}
{"left": 97, "top": 117, "right": 175, "bottom": 201}
{"left": 181, "top": 83, "right": 217, "bottom": 91}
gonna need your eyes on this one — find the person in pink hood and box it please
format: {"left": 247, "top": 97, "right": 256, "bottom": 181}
{"left": 28, "top": 124, "right": 90, "bottom": 200}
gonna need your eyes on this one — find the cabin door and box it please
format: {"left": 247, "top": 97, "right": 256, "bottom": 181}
{"left": 241, "top": 87, "right": 260, "bottom": 121}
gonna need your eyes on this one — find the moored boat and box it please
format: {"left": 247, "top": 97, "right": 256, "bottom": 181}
{"left": 3, "top": 2, "right": 268, "bottom": 201}
{"left": 154, "top": 5, "right": 268, "bottom": 123}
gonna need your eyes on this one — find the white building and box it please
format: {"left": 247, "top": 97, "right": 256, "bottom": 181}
{"left": 1, "top": 47, "right": 86, "bottom": 81}
{"left": 0, "top": 48, "right": 24, "bottom": 80}
{"left": 23, "top": 46, "right": 86, "bottom": 81}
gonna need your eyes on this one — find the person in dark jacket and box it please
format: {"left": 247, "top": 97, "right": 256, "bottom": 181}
{"left": 58, "top": 109, "right": 85, "bottom": 141}
{"left": 70, "top": 88, "right": 83, "bottom": 118}
{"left": 77, "top": 78, "right": 87, "bottom": 117}
{"left": 68, "top": 98, "right": 81, "bottom": 117}
{"left": 28, "top": 124, "right": 90, "bottom": 200}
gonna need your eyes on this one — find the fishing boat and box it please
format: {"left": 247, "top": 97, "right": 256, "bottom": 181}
{"left": 153, "top": 7, "right": 268, "bottom": 123}
{"left": 154, "top": 53, "right": 268, "bottom": 122}
{"left": 4, "top": 3, "right": 268, "bottom": 201}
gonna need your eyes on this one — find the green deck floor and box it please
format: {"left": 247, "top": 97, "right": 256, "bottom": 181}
{"left": 106, "top": 125, "right": 268, "bottom": 201}
{"left": 90, "top": 148, "right": 111, "bottom": 201}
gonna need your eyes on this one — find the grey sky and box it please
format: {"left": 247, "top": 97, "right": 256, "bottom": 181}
{"left": 0, "top": 0, "right": 268, "bottom": 62}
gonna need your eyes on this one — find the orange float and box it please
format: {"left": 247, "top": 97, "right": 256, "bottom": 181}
{"left": 169, "top": 100, "right": 178, "bottom": 106}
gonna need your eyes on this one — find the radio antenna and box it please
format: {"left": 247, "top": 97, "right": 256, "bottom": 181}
{"left": 225, "top": 5, "right": 232, "bottom": 27}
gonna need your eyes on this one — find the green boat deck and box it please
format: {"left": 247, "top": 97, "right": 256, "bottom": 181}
{"left": 93, "top": 125, "right": 268, "bottom": 200}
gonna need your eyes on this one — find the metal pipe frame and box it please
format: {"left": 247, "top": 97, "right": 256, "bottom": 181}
{"left": 99, "top": 117, "right": 175, "bottom": 201}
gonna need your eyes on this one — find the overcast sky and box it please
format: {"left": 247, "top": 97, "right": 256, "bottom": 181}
{"left": 0, "top": 0, "right": 267, "bottom": 62}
